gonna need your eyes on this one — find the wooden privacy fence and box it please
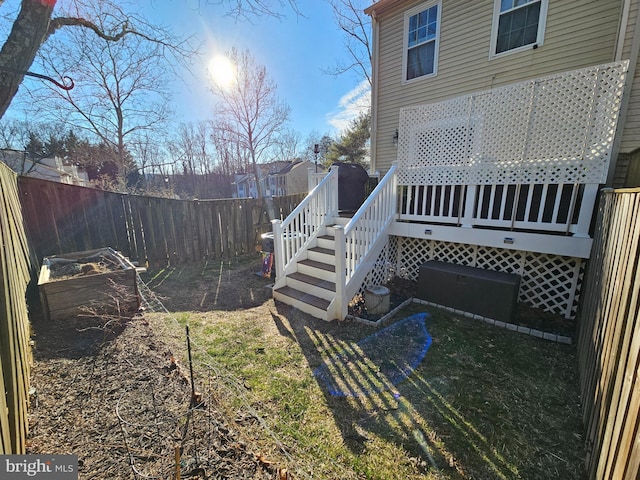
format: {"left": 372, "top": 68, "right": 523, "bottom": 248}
{"left": 577, "top": 187, "right": 640, "bottom": 480}
{"left": 18, "top": 176, "right": 304, "bottom": 269}
{"left": 0, "top": 163, "right": 32, "bottom": 454}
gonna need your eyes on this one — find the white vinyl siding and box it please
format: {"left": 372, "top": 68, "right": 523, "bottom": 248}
{"left": 619, "top": 2, "right": 640, "bottom": 155}
{"left": 371, "top": 0, "right": 624, "bottom": 174}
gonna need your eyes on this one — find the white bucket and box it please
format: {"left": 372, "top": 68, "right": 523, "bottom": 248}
{"left": 364, "top": 285, "right": 390, "bottom": 315}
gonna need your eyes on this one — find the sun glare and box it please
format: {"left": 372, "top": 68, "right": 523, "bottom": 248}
{"left": 208, "top": 55, "right": 236, "bottom": 89}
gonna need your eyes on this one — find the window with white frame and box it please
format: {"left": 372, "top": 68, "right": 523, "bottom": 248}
{"left": 403, "top": 1, "right": 441, "bottom": 82}
{"left": 492, "top": 0, "right": 548, "bottom": 56}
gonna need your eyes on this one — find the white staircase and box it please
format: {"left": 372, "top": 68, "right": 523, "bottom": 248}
{"left": 273, "top": 217, "right": 348, "bottom": 321}
{"left": 271, "top": 164, "right": 398, "bottom": 322}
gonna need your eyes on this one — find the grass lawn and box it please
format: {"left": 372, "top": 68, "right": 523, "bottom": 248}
{"left": 141, "top": 257, "right": 585, "bottom": 479}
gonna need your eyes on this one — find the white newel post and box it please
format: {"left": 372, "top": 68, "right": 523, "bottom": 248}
{"left": 272, "top": 219, "right": 284, "bottom": 282}
{"left": 333, "top": 226, "right": 347, "bottom": 321}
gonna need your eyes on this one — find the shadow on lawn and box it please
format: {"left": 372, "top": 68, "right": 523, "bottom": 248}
{"left": 271, "top": 302, "right": 521, "bottom": 479}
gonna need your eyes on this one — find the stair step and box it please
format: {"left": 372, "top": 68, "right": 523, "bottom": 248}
{"left": 299, "top": 258, "right": 335, "bottom": 273}
{"left": 274, "top": 285, "right": 331, "bottom": 310}
{"left": 289, "top": 272, "right": 335, "bottom": 292}
{"left": 307, "top": 245, "right": 335, "bottom": 264}
{"left": 318, "top": 234, "right": 335, "bottom": 241}
{"left": 309, "top": 246, "right": 334, "bottom": 256}
{"left": 317, "top": 234, "right": 335, "bottom": 250}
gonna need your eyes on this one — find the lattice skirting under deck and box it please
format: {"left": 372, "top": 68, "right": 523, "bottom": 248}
{"left": 361, "top": 236, "right": 584, "bottom": 320}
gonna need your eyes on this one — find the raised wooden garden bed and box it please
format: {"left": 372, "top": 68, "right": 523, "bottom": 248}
{"left": 38, "top": 248, "right": 139, "bottom": 321}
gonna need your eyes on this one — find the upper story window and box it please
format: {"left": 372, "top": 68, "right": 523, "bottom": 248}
{"left": 491, "top": 0, "right": 548, "bottom": 56}
{"left": 403, "top": 1, "right": 441, "bottom": 83}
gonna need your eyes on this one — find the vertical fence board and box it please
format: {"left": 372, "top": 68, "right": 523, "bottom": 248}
{"left": 599, "top": 194, "right": 639, "bottom": 480}
{"left": 17, "top": 177, "right": 302, "bottom": 267}
{"left": 0, "top": 164, "right": 31, "bottom": 454}
{"left": 578, "top": 187, "right": 640, "bottom": 480}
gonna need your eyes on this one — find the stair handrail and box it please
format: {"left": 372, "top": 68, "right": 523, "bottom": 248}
{"left": 334, "top": 163, "right": 398, "bottom": 319}
{"left": 272, "top": 166, "right": 339, "bottom": 286}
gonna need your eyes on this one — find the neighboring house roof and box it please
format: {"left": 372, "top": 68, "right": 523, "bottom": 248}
{"left": 0, "top": 149, "right": 89, "bottom": 186}
{"left": 273, "top": 160, "right": 301, "bottom": 175}
{"left": 364, "top": 0, "right": 405, "bottom": 17}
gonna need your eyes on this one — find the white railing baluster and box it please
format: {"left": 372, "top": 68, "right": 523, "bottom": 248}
{"left": 523, "top": 185, "right": 534, "bottom": 223}
{"left": 538, "top": 184, "right": 549, "bottom": 223}
{"left": 430, "top": 186, "right": 437, "bottom": 217}
{"left": 551, "top": 184, "right": 564, "bottom": 224}
{"left": 488, "top": 185, "right": 497, "bottom": 220}
{"left": 478, "top": 185, "right": 487, "bottom": 219}
{"left": 421, "top": 186, "right": 428, "bottom": 216}
{"left": 498, "top": 185, "right": 508, "bottom": 221}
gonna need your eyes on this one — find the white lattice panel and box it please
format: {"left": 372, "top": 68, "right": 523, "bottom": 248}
{"left": 519, "top": 254, "right": 582, "bottom": 319}
{"left": 359, "top": 237, "right": 399, "bottom": 294}
{"left": 398, "top": 61, "right": 629, "bottom": 186}
{"left": 395, "top": 237, "right": 583, "bottom": 319}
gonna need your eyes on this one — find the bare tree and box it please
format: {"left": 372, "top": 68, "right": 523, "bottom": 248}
{"left": 210, "top": 47, "right": 290, "bottom": 204}
{"left": 200, "top": 0, "right": 301, "bottom": 20}
{"left": 0, "top": 118, "right": 34, "bottom": 152}
{"left": 0, "top": 0, "right": 299, "bottom": 123}
{"left": 29, "top": 6, "right": 175, "bottom": 181}
{"left": 273, "top": 128, "right": 302, "bottom": 161}
{"left": 210, "top": 123, "right": 249, "bottom": 176}
{"left": 326, "top": 0, "right": 372, "bottom": 86}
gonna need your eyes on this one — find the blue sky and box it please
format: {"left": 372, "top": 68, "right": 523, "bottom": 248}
{"left": 142, "top": 0, "right": 371, "bottom": 138}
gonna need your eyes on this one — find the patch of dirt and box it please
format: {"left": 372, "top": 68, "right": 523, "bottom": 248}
{"left": 27, "top": 295, "right": 282, "bottom": 478}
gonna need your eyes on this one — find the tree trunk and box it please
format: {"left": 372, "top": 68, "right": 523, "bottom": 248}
{"left": 0, "top": 0, "right": 55, "bottom": 120}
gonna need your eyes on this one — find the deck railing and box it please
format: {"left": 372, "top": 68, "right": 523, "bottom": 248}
{"left": 332, "top": 164, "right": 398, "bottom": 319}
{"left": 272, "top": 167, "right": 338, "bottom": 285}
{"left": 399, "top": 182, "right": 599, "bottom": 237}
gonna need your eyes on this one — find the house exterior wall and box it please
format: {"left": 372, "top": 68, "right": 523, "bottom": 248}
{"left": 369, "top": 0, "right": 630, "bottom": 176}
{"left": 615, "top": 1, "right": 640, "bottom": 187}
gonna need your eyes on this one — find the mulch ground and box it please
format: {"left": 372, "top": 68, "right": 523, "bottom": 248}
{"left": 27, "top": 307, "right": 281, "bottom": 479}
